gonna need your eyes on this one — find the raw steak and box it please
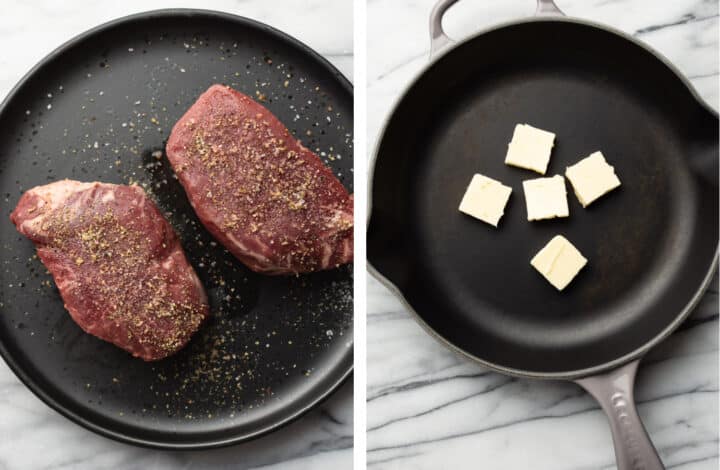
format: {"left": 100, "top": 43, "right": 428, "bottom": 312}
{"left": 166, "top": 84, "right": 353, "bottom": 275}
{"left": 10, "top": 180, "right": 209, "bottom": 361}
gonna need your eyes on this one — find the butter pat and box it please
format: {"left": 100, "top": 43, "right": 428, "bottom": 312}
{"left": 458, "top": 174, "right": 512, "bottom": 227}
{"left": 565, "top": 152, "right": 621, "bottom": 207}
{"left": 522, "top": 175, "right": 569, "bottom": 221}
{"left": 531, "top": 235, "right": 587, "bottom": 290}
{"left": 504, "top": 124, "right": 556, "bottom": 175}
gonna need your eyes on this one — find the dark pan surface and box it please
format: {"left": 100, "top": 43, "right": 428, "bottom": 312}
{"left": 0, "top": 10, "right": 353, "bottom": 448}
{"left": 368, "top": 20, "right": 717, "bottom": 377}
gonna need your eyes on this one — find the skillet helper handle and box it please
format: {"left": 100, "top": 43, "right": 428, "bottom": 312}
{"left": 429, "top": 0, "right": 459, "bottom": 59}
{"left": 576, "top": 360, "right": 665, "bottom": 470}
{"left": 536, "top": 0, "right": 564, "bottom": 16}
{"left": 429, "top": 0, "right": 565, "bottom": 59}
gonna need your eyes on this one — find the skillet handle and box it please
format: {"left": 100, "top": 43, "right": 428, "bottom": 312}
{"left": 575, "top": 360, "right": 665, "bottom": 470}
{"left": 429, "top": 0, "right": 565, "bottom": 59}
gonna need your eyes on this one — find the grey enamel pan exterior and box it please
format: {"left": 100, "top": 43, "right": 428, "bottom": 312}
{"left": 367, "top": 1, "right": 718, "bottom": 469}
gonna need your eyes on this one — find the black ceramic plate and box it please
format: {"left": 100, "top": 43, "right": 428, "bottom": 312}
{"left": 0, "top": 9, "right": 353, "bottom": 449}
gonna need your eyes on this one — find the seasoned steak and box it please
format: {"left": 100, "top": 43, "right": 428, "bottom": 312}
{"left": 10, "top": 180, "right": 209, "bottom": 361}
{"left": 166, "top": 84, "right": 353, "bottom": 275}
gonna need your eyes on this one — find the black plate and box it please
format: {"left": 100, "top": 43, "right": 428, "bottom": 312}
{"left": 0, "top": 9, "right": 353, "bottom": 449}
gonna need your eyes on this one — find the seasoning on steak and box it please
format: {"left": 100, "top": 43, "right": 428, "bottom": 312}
{"left": 166, "top": 84, "right": 353, "bottom": 275}
{"left": 10, "top": 180, "right": 209, "bottom": 361}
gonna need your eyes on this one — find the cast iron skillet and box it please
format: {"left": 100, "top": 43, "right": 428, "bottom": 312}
{"left": 367, "top": 1, "right": 717, "bottom": 468}
{"left": 0, "top": 9, "right": 353, "bottom": 449}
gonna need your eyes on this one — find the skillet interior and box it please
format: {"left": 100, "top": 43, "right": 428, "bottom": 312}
{"left": 368, "top": 20, "right": 718, "bottom": 375}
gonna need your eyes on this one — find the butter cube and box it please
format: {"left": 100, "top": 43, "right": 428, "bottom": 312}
{"left": 458, "top": 174, "right": 512, "bottom": 227}
{"left": 531, "top": 235, "right": 587, "bottom": 290}
{"left": 504, "top": 124, "right": 556, "bottom": 175}
{"left": 565, "top": 152, "right": 621, "bottom": 207}
{"left": 522, "top": 175, "right": 569, "bottom": 221}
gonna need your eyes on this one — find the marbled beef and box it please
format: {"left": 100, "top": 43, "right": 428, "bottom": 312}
{"left": 166, "top": 84, "right": 353, "bottom": 274}
{"left": 10, "top": 180, "right": 209, "bottom": 361}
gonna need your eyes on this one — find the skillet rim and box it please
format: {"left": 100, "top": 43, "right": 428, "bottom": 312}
{"left": 0, "top": 8, "right": 354, "bottom": 450}
{"left": 367, "top": 15, "right": 719, "bottom": 380}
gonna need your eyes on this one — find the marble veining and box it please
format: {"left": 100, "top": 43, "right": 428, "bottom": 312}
{"left": 0, "top": 1, "right": 352, "bottom": 469}
{"left": 367, "top": 0, "right": 718, "bottom": 468}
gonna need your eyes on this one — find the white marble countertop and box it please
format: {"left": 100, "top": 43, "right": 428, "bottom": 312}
{"left": 0, "top": 1, "right": 353, "bottom": 469}
{"left": 367, "top": 0, "right": 718, "bottom": 468}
